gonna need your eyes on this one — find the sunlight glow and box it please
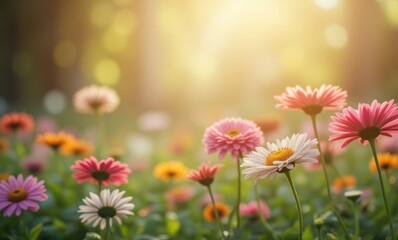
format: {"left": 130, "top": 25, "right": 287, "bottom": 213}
{"left": 325, "top": 25, "right": 348, "bottom": 49}
{"left": 314, "top": 0, "right": 339, "bottom": 10}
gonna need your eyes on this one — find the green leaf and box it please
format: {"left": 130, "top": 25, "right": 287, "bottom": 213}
{"left": 29, "top": 223, "right": 43, "bottom": 240}
{"left": 166, "top": 212, "right": 180, "bottom": 237}
{"left": 303, "top": 226, "right": 313, "bottom": 240}
{"left": 326, "top": 232, "right": 340, "bottom": 240}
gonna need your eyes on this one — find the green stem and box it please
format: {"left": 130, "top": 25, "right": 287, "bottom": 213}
{"left": 104, "top": 217, "right": 111, "bottom": 240}
{"left": 207, "top": 185, "right": 225, "bottom": 240}
{"left": 97, "top": 113, "right": 108, "bottom": 156}
{"left": 353, "top": 201, "right": 359, "bottom": 238}
{"left": 310, "top": 115, "right": 350, "bottom": 239}
{"left": 236, "top": 156, "right": 241, "bottom": 228}
{"left": 98, "top": 181, "right": 102, "bottom": 194}
{"left": 254, "top": 184, "right": 278, "bottom": 240}
{"left": 285, "top": 171, "right": 303, "bottom": 240}
{"left": 54, "top": 151, "right": 64, "bottom": 180}
{"left": 12, "top": 135, "right": 25, "bottom": 160}
{"left": 369, "top": 139, "right": 396, "bottom": 240}
{"left": 316, "top": 226, "right": 322, "bottom": 240}
{"left": 20, "top": 212, "right": 29, "bottom": 239}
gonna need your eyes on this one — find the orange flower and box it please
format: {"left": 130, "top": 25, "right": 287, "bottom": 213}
{"left": 369, "top": 153, "right": 398, "bottom": 173}
{"left": 36, "top": 131, "right": 75, "bottom": 150}
{"left": 60, "top": 139, "right": 94, "bottom": 157}
{"left": 203, "top": 202, "right": 230, "bottom": 222}
{"left": 153, "top": 161, "right": 189, "bottom": 182}
{"left": 0, "top": 112, "right": 34, "bottom": 134}
{"left": 0, "top": 172, "right": 10, "bottom": 183}
{"left": 332, "top": 175, "right": 356, "bottom": 193}
{"left": 252, "top": 116, "right": 282, "bottom": 135}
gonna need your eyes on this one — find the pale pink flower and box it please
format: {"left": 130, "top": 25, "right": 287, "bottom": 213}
{"left": 187, "top": 161, "right": 222, "bottom": 186}
{"left": 240, "top": 200, "right": 271, "bottom": 219}
{"left": 275, "top": 84, "right": 347, "bottom": 115}
{"left": 73, "top": 85, "right": 120, "bottom": 114}
{"left": 21, "top": 156, "right": 47, "bottom": 174}
{"left": 71, "top": 156, "right": 131, "bottom": 186}
{"left": 0, "top": 174, "right": 47, "bottom": 217}
{"left": 203, "top": 117, "right": 264, "bottom": 160}
{"left": 165, "top": 186, "right": 194, "bottom": 204}
{"left": 378, "top": 135, "right": 398, "bottom": 154}
{"left": 329, "top": 100, "right": 398, "bottom": 148}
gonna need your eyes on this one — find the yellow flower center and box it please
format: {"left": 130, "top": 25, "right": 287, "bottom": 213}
{"left": 226, "top": 129, "right": 241, "bottom": 137}
{"left": 265, "top": 147, "right": 295, "bottom": 166}
{"left": 7, "top": 188, "right": 28, "bottom": 203}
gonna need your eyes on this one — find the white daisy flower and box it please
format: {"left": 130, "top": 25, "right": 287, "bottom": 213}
{"left": 78, "top": 189, "right": 134, "bottom": 230}
{"left": 74, "top": 85, "right": 120, "bottom": 114}
{"left": 241, "top": 133, "right": 319, "bottom": 184}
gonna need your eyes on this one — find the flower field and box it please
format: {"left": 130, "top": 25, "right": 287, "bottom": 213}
{"left": 0, "top": 85, "right": 398, "bottom": 240}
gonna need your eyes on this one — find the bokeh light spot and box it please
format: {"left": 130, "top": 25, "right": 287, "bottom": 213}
{"left": 43, "top": 90, "right": 67, "bottom": 114}
{"left": 314, "top": 0, "right": 339, "bottom": 9}
{"left": 325, "top": 25, "right": 348, "bottom": 49}
{"left": 383, "top": 0, "right": 398, "bottom": 27}
{"left": 137, "top": 111, "right": 171, "bottom": 132}
{"left": 53, "top": 41, "right": 77, "bottom": 68}
{"left": 91, "top": 3, "right": 114, "bottom": 27}
{"left": 102, "top": 28, "right": 128, "bottom": 53}
{"left": 127, "top": 134, "right": 153, "bottom": 158}
{"left": 94, "top": 58, "right": 120, "bottom": 85}
{"left": 113, "top": 9, "right": 136, "bottom": 35}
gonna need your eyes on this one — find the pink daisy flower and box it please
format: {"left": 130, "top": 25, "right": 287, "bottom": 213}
{"left": 240, "top": 200, "right": 271, "bottom": 219}
{"left": 71, "top": 156, "right": 131, "bottom": 186}
{"left": 0, "top": 112, "right": 34, "bottom": 135}
{"left": 203, "top": 117, "right": 264, "bottom": 160}
{"left": 329, "top": 100, "right": 398, "bottom": 148}
{"left": 187, "top": 161, "right": 223, "bottom": 186}
{"left": 275, "top": 84, "right": 347, "bottom": 116}
{"left": 0, "top": 174, "right": 47, "bottom": 217}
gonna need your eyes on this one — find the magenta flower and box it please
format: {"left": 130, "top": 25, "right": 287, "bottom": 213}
{"left": 203, "top": 117, "right": 264, "bottom": 160}
{"left": 187, "top": 161, "right": 223, "bottom": 186}
{"left": 329, "top": 100, "right": 398, "bottom": 148}
{"left": 240, "top": 200, "right": 271, "bottom": 219}
{"left": 275, "top": 84, "right": 347, "bottom": 115}
{"left": 71, "top": 156, "right": 131, "bottom": 186}
{"left": 0, "top": 174, "right": 47, "bottom": 217}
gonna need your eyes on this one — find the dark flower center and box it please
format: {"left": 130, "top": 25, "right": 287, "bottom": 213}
{"left": 8, "top": 122, "right": 22, "bottom": 131}
{"left": 302, "top": 105, "right": 323, "bottom": 116}
{"left": 380, "top": 163, "right": 391, "bottom": 170}
{"left": 92, "top": 171, "right": 110, "bottom": 181}
{"left": 7, "top": 188, "right": 28, "bottom": 202}
{"left": 199, "top": 178, "right": 214, "bottom": 186}
{"left": 98, "top": 206, "right": 116, "bottom": 218}
{"left": 358, "top": 127, "right": 380, "bottom": 141}
{"left": 212, "top": 207, "right": 227, "bottom": 219}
